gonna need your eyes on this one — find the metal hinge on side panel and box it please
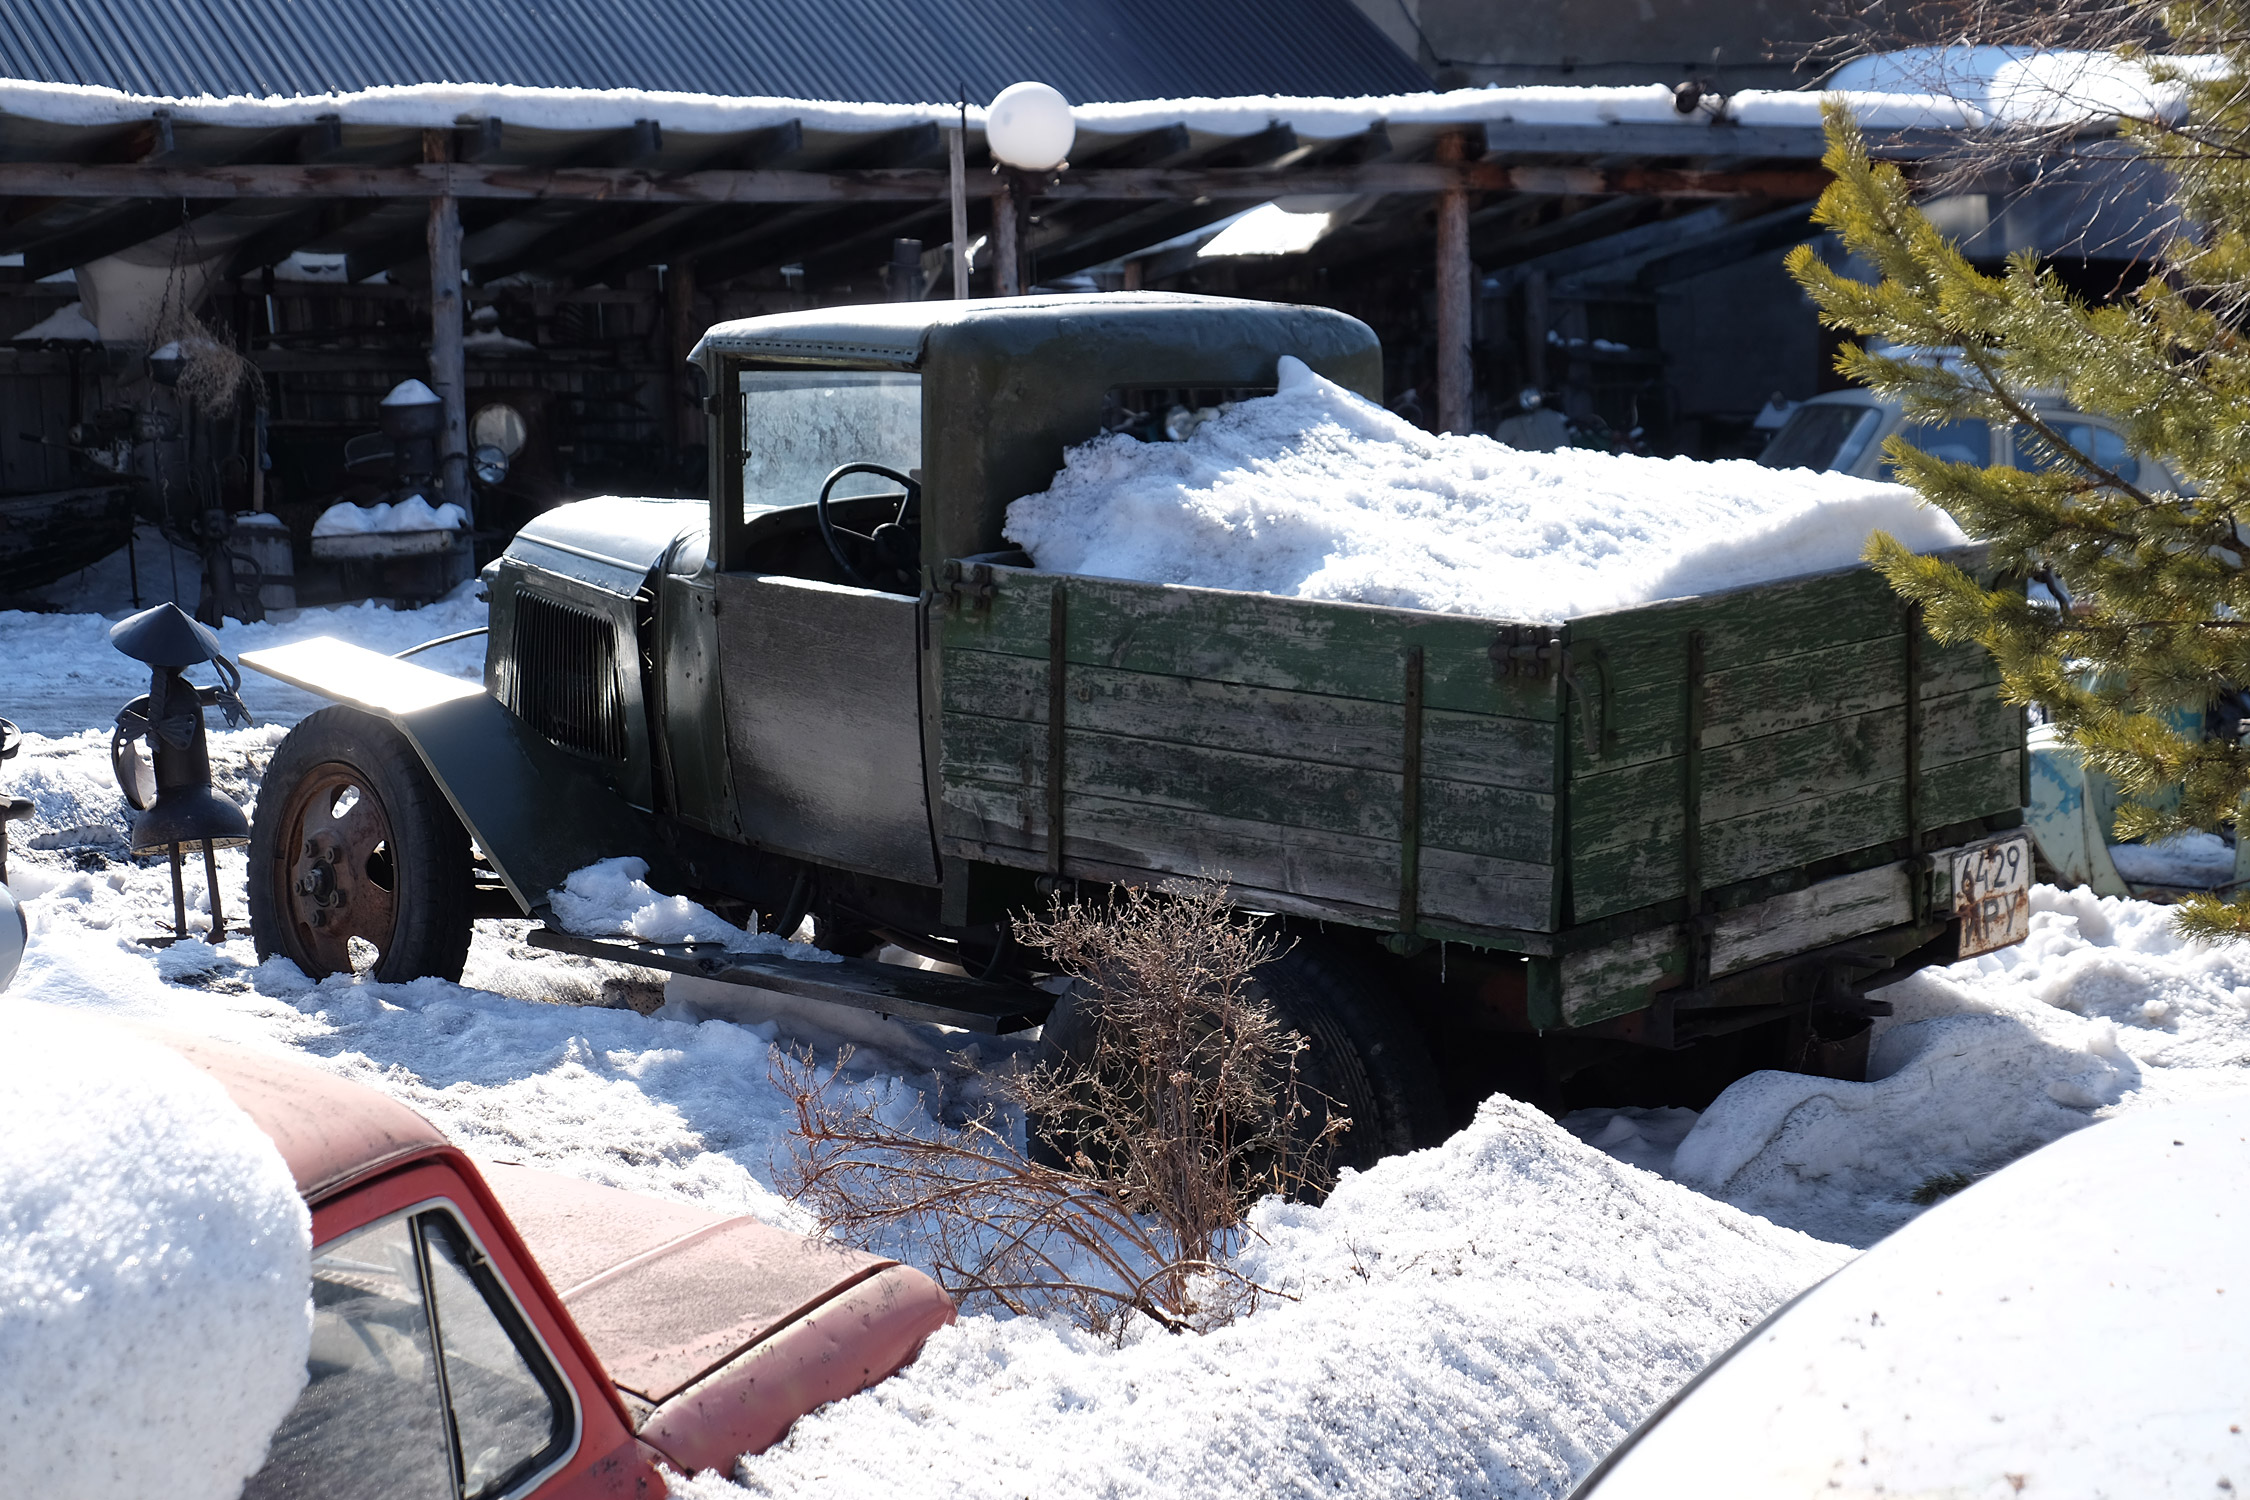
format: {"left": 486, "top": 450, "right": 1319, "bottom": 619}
{"left": 936, "top": 560, "right": 997, "bottom": 615}
{"left": 1490, "top": 626, "right": 1611, "bottom": 759}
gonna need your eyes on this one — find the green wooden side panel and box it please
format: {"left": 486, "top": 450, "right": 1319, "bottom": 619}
{"left": 939, "top": 775, "right": 1553, "bottom": 930}
{"left": 942, "top": 648, "right": 1556, "bottom": 792}
{"left": 1570, "top": 747, "right": 2024, "bottom": 920}
{"left": 939, "top": 565, "right": 1558, "bottom": 719}
{"left": 1572, "top": 683, "right": 2018, "bottom": 858}
{"left": 936, "top": 553, "right": 2020, "bottom": 956}
{"left": 941, "top": 710, "right": 1555, "bottom": 862}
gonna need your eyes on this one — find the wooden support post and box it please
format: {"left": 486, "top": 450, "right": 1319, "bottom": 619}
{"left": 1684, "top": 630, "right": 1708, "bottom": 989}
{"left": 947, "top": 125, "right": 970, "bottom": 299}
{"left": 1399, "top": 644, "right": 1425, "bottom": 935}
{"left": 424, "top": 130, "right": 468, "bottom": 517}
{"left": 1435, "top": 130, "right": 1474, "bottom": 434}
{"left": 666, "top": 257, "right": 699, "bottom": 451}
{"left": 1047, "top": 583, "right": 1068, "bottom": 874}
{"left": 1521, "top": 268, "right": 1549, "bottom": 392}
{"left": 993, "top": 173, "right": 1022, "bottom": 297}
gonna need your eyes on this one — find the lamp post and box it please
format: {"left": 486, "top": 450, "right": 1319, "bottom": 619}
{"left": 984, "top": 82, "right": 1074, "bottom": 296}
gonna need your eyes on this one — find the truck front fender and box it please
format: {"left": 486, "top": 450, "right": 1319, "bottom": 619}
{"left": 240, "top": 637, "right": 684, "bottom": 916}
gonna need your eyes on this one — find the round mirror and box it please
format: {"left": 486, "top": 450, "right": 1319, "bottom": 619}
{"left": 472, "top": 444, "right": 510, "bottom": 485}
{"left": 470, "top": 402, "right": 528, "bottom": 459}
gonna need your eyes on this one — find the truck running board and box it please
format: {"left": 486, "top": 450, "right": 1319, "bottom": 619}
{"left": 524, "top": 927, "right": 1052, "bottom": 1035}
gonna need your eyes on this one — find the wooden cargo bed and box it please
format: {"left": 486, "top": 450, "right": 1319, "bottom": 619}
{"left": 935, "top": 549, "right": 2023, "bottom": 1029}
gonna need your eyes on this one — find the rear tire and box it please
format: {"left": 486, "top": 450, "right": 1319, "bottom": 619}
{"left": 1248, "top": 943, "right": 1446, "bottom": 1173}
{"left": 249, "top": 706, "right": 472, "bottom": 983}
{"left": 1029, "top": 937, "right": 1443, "bottom": 1179}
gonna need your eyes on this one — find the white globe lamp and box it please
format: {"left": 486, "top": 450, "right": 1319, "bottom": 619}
{"left": 986, "top": 81, "right": 1075, "bottom": 172}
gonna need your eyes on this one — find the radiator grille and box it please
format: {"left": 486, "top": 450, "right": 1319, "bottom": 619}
{"left": 502, "top": 591, "right": 628, "bottom": 760}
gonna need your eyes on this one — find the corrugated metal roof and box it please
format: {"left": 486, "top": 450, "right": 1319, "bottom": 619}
{"left": 0, "top": 0, "right": 1431, "bottom": 106}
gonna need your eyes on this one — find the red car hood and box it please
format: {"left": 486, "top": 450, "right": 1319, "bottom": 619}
{"left": 480, "top": 1161, "right": 892, "bottom": 1404}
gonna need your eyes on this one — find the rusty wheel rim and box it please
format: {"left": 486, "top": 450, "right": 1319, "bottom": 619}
{"left": 274, "top": 761, "right": 400, "bottom": 976}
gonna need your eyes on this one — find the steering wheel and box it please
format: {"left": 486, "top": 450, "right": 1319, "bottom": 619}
{"left": 816, "top": 463, "right": 922, "bottom": 593}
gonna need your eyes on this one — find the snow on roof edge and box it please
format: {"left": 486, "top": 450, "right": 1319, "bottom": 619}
{"left": 0, "top": 75, "right": 1996, "bottom": 140}
{"left": 0, "top": 52, "right": 2206, "bottom": 139}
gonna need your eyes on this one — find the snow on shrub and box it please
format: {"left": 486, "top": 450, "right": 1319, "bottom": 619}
{"left": 0, "top": 1002, "right": 311, "bottom": 1500}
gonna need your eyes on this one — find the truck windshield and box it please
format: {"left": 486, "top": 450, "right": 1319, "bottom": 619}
{"left": 740, "top": 370, "right": 922, "bottom": 512}
{"left": 1759, "top": 402, "right": 1883, "bottom": 473}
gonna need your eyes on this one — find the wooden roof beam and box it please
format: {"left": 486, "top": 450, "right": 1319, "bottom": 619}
{"left": 0, "top": 159, "right": 1837, "bottom": 205}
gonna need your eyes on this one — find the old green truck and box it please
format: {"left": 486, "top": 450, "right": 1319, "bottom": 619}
{"left": 239, "top": 293, "right": 2031, "bottom": 1167}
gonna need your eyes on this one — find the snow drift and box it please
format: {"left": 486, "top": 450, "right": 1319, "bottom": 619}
{"left": 0, "top": 1002, "right": 311, "bottom": 1500}
{"left": 695, "top": 1097, "right": 1847, "bottom": 1500}
{"left": 1003, "top": 356, "right": 1967, "bottom": 622}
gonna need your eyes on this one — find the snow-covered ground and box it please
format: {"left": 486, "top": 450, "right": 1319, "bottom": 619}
{"left": 8, "top": 694, "right": 2250, "bottom": 1495}
{"left": 1, "top": 580, "right": 485, "bottom": 736}
{"left": 1003, "top": 358, "right": 1965, "bottom": 621}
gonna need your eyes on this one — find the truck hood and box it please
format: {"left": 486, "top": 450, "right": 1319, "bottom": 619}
{"left": 478, "top": 1160, "right": 893, "bottom": 1407}
{"left": 505, "top": 495, "right": 703, "bottom": 597}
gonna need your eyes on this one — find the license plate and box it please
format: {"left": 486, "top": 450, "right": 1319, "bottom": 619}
{"left": 1953, "top": 835, "right": 2033, "bottom": 958}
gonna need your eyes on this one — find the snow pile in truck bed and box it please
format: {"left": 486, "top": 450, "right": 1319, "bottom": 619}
{"left": 696, "top": 1096, "right": 1848, "bottom": 1500}
{"left": 1570, "top": 883, "right": 2250, "bottom": 1246}
{"left": 1003, "top": 357, "right": 1967, "bottom": 622}
{"left": 0, "top": 1001, "right": 311, "bottom": 1500}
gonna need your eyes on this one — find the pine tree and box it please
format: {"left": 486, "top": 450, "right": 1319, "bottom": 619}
{"left": 1787, "top": 18, "right": 2250, "bottom": 936}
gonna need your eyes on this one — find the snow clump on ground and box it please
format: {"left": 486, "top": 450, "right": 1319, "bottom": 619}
{"left": 1003, "top": 356, "right": 1966, "bottom": 621}
{"left": 1571, "top": 883, "right": 2250, "bottom": 1246}
{"left": 550, "top": 855, "right": 840, "bottom": 959}
{"left": 0, "top": 1001, "right": 312, "bottom": 1500}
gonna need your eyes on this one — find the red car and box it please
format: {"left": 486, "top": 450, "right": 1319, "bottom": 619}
{"left": 163, "top": 1031, "right": 952, "bottom": 1498}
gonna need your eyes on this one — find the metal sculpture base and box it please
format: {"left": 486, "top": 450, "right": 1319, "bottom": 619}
{"left": 141, "top": 838, "right": 226, "bottom": 947}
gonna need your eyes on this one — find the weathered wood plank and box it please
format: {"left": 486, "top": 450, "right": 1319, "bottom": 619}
{"left": 1700, "top": 632, "right": 1998, "bottom": 749}
{"left": 942, "top": 648, "right": 1556, "bottom": 791}
{"left": 1557, "top": 855, "right": 1923, "bottom": 1023}
{"left": 940, "top": 568, "right": 1558, "bottom": 717}
{"left": 1565, "top": 550, "right": 1994, "bottom": 776}
{"left": 1560, "top": 924, "right": 1683, "bottom": 1026}
{"left": 1707, "top": 860, "right": 1911, "bottom": 975}
{"left": 942, "top": 711, "right": 1557, "bottom": 863}
{"left": 1570, "top": 746, "right": 2023, "bottom": 920}
{"left": 939, "top": 776, "right": 1554, "bottom": 930}
{"left": 1571, "top": 683, "right": 2018, "bottom": 858}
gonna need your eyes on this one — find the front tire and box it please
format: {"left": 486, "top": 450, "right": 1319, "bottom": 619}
{"left": 249, "top": 706, "right": 472, "bottom": 983}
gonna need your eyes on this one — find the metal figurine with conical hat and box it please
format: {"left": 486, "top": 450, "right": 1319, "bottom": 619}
{"left": 109, "top": 602, "right": 253, "bottom": 943}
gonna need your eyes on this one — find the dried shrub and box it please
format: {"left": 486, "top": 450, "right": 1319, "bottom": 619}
{"left": 775, "top": 878, "right": 1342, "bottom": 1337}
{"left": 157, "top": 309, "right": 260, "bottom": 417}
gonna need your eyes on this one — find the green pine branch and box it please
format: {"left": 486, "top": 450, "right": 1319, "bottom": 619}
{"left": 1788, "top": 68, "right": 2250, "bottom": 933}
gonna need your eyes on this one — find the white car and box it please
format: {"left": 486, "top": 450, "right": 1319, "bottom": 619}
{"left": 1760, "top": 388, "right": 2181, "bottom": 491}
{"left": 1573, "top": 1092, "right": 2250, "bottom": 1497}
